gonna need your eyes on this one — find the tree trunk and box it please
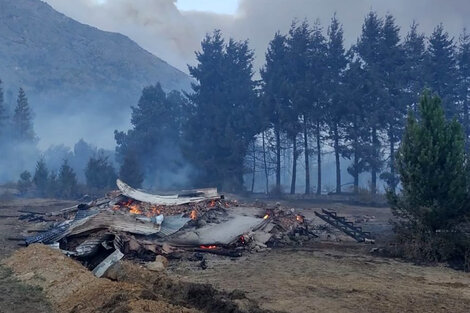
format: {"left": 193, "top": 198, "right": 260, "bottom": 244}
{"left": 316, "top": 121, "right": 322, "bottom": 195}
{"left": 371, "top": 127, "right": 378, "bottom": 195}
{"left": 275, "top": 128, "right": 281, "bottom": 192}
{"left": 303, "top": 117, "right": 310, "bottom": 194}
{"left": 262, "top": 131, "right": 269, "bottom": 194}
{"left": 290, "top": 134, "right": 297, "bottom": 195}
{"left": 333, "top": 123, "right": 341, "bottom": 194}
{"left": 464, "top": 98, "right": 470, "bottom": 151}
{"left": 389, "top": 127, "right": 396, "bottom": 193}
{"left": 353, "top": 148, "right": 359, "bottom": 194}
{"left": 251, "top": 142, "right": 256, "bottom": 193}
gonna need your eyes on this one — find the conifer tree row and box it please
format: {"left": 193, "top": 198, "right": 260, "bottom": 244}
{"left": 115, "top": 12, "right": 470, "bottom": 194}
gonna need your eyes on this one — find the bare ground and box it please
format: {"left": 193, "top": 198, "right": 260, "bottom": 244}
{"left": 171, "top": 245, "right": 470, "bottom": 313}
{"left": 1, "top": 198, "right": 470, "bottom": 313}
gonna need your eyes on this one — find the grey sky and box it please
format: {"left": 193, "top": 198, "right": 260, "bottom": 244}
{"left": 44, "top": 0, "right": 470, "bottom": 73}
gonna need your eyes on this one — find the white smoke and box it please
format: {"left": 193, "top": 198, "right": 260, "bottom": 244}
{"left": 44, "top": 0, "right": 470, "bottom": 72}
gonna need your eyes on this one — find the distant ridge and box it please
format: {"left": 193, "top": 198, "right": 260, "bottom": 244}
{"left": 0, "top": 0, "right": 193, "bottom": 148}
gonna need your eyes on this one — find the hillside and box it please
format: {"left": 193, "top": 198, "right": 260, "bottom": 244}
{"left": 0, "top": 0, "right": 192, "bottom": 148}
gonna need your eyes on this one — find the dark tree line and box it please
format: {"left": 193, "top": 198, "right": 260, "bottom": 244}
{"left": 116, "top": 13, "right": 470, "bottom": 194}
{"left": 0, "top": 82, "right": 41, "bottom": 182}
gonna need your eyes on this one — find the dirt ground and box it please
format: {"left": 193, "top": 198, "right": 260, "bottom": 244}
{"left": 171, "top": 246, "right": 470, "bottom": 313}
{"left": 1, "top": 198, "right": 470, "bottom": 313}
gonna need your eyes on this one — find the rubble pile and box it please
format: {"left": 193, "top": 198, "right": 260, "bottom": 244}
{"left": 19, "top": 180, "right": 315, "bottom": 276}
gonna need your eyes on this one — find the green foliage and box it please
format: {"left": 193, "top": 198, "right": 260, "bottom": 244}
{"left": 119, "top": 153, "right": 144, "bottom": 188}
{"left": 391, "top": 91, "right": 468, "bottom": 230}
{"left": 389, "top": 91, "right": 470, "bottom": 267}
{"left": 13, "top": 88, "right": 35, "bottom": 143}
{"left": 115, "top": 84, "right": 188, "bottom": 187}
{"left": 33, "top": 158, "right": 49, "bottom": 196}
{"left": 426, "top": 24, "right": 458, "bottom": 117}
{"left": 46, "top": 171, "right": 59, "bottom": 198}
{"left": 457, "top": 30, "right": 470, "bottom": 148}
{"left": 17, "top": 170, "right": 32, "bottom": 195}
{"left": 85, "top": 155, "right": 117, "bottom": 190}
{"left": 57, "top": 160, "right": 78, "bottom": 199}
{"left": 0, "top": 80, "right": 7, "bottom": 134}
{"left": 184, "top": 30, "right": 259, "bottom": 192}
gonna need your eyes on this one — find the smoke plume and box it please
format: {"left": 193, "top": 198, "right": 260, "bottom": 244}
{"left": 44, "top": 0, "right": 470, "bottom": 72}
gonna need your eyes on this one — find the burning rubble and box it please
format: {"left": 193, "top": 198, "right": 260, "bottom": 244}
{"left": 20, "top": 179, "right": 316, "bottom": 277}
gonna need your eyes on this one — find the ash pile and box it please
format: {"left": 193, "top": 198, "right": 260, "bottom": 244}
{"left": 21, "top": 180, "right": 314, "bottom": 276}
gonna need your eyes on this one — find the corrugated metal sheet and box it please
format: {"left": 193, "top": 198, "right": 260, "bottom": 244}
{"left": 159, "top": 215, "right": 192, "bottom": 237}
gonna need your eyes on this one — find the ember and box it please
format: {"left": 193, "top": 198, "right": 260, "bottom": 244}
{"left": 200, "top": 245, "right": 217, "bottom": 249}
{"left": 129, "top": 205, "right": 142, "bottom": 215}
{"left": 296, "top": 215, "right": 304, "bottom": 223}
{"left": 190, "top": 210, "right": 198, "bottom": 220}
{"left": 263, "top": 214, "right": 269, "bottom": 220}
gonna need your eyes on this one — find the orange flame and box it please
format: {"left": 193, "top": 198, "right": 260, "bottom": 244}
{"left": 263, "top": 214, "right": 269, "bottom": 220}
{"left": 190, "top": 210, "right": 197, "bottom": 220}
{"left": 200, "top": 245, "right": 217, "bottom": 249}
{"left": 296, "top": 215, "right": 304, "bottom": 223}
{"left": 209, "top": 200, "right": 216, "bottom": 207}
{"left": 129, "top": 204, "right": 142, "bottom": 215}
{"left": 146, "top": 206, "right": 161, "bottom": 217}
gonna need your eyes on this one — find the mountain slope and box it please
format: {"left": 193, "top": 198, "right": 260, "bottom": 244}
{"left": 0, "top": 0, "right": 192, "bottom": 148}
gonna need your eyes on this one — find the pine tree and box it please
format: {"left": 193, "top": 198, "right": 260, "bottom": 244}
{"left": 260, "top": 32, "right": 290, "bottom": 193}
{"left": 58, "top": 160, "right": 78, "bottom": 199}
{"left": 17, "top": 170, "right": 32, "bottom": 195}
{"left": 119, "top": 153, "right": 144, "bottom": 188}
{"left": 309, "top": 21, "right": 328, "bottom": 195}
{"left": 13, "top": 88, "right": 35, "bottom": 143}
{"left": 391, "top": 91, "right": 468, "bottom": 231}
{"left": 33, "top": 158, "right": 49, "bottom": 196}
{"left": 286, "top": 20, "right": 312, "bottom": 194}
{"left": 403, "top": 22, "right": 427, "bottom": 112}
{"left": 85, "top": 155, "right": 117, "bottom": 190}
{"left": 426, "top": 24, "right": 458, "bottom": 117}
{"left": 355, "top": 11, "right": 385, "bottom": 194}
{"left": 0, "top": 80, "right": 7, "bottom": 136}
{"left": 47, "top": 171, "right": 59, "bottom": 198}
{"left": 457, "top": 29, "right": 470, "bottom": 148}
{"left": 379, "top": 14, "right": 406, "bottom": 192}
{"left": 325, "top": 14, "right": 348, "bottom": 194}
{"left": 343, "top": 60, "right": 372, "bottom": 193}
{"left": 115, "top": 84, "right": 188, "bottom": 186}
{"left": 184, "top": 30, "right": 258, "bottom": 192}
